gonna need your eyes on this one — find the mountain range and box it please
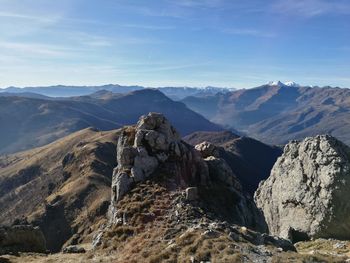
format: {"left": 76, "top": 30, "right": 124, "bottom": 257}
{"left": 0, "top": 85, "right": 234, "bottom": 100}
{"left": 2, "top": 81, "right": 350, "bottom": 155}
{"left": 182, "top": 82, "right": 350, "bottom": 145}
{"left": 0, "top": 89, "right": 221, "bottom": 154}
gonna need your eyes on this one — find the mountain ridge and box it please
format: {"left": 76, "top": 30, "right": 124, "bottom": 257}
{"left": 181, "top": 84, "right": 350, "bottom": 145}
{"left": 0, "top": 84, "right": 235, "bottom": 100}
{"left": 0, "top": 89, "right": 221, "bottom": 155}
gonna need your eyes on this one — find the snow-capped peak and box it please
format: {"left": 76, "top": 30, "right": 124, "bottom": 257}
{"left": 268, "top": 81, "right": 284, "bottom": 86}
{"left": 267, "top": 81, "right": 300, "bottom": 87}
{"left": 284, "top": 81, "right": 300, "bottom": 87}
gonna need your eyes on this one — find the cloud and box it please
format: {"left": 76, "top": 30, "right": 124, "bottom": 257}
{"left": 173, "top": 0, "right": 225, "bottom": 8}
{"left": 0, "top": 41, "right": 73, "bottom": 57}
{"left": 271, "top": 0, "right": 350, "bottom": 18}
{"left": 223, "top": 28, "right": 275, "bottom": 38}
{"left": 0, "top": 11, "right": 58, "bottom": 22}
{"left": 121, "top": 24, "right": 175, "bottom": 30}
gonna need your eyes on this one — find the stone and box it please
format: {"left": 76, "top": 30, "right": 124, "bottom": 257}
{"left": 133, "top": 154, "right": 158, "bottom": 178}
{"left": 185, "top": 187, "right": 199, "bottom": 201}
{"left": 0, "top": 225, "right": 46, "bottom": 255}
{"left": 136, "top": 112, "right": 181, "bottom": 142}
{"left": 62, "top": 245, "right": 86, "bottom": 253}
{"left": 92, "top": 231, "right": 103, "bottom": 248}
{"left": 195, "top": 141, "right": 220, "bottom": 158}
{"left": 204, "top": 156, "right": 241, "bottom": 190}
{"left": 112, "top": 172, "right": 133, "bottom": 202}
{"left": 255, "top": 135, "right": 350, "bottom": 242}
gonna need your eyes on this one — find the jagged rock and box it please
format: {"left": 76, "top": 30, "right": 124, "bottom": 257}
{"left": 185, "top": 187, "right": 198, "bottom": 201}
{"left": 107, "top": 113, "right": 267, "bottom": 235}
{"left": 255, "top": 135, "right": 350, "bottom": 242}
{"left": 195, "top": 141, "right": 220, "bottom": 158}
{"left": 109, "top": 113, "right": 210, "bottom": 223}
{"left": 0, "top": 225, "right": 46, "bottom": 254}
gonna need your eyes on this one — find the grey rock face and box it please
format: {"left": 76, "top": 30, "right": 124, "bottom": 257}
{"left": 0, "top": 225, "right": 46, "bottom": 254}
{"left": 109, "top": 113, "right": 210, "bottom": 223}
{"left": 255, "top": 135, "right": 350, "bottom": 242}
{"left": 205, "top": 156, "right": 241, "bottom": 190}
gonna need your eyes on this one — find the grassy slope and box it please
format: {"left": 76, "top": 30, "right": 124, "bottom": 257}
{"left": 0, "top": 128, "right": 121, "bottom": 251}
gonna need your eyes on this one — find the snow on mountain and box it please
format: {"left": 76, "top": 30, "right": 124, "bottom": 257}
{"left": 284, "top": 81, "right": 301, "bottom": 87}
{"left": 267, "top": 81, "right": 301, "bottom": 88}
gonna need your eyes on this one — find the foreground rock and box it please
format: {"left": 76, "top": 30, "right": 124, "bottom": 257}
{"left": 109, "top": 113, "right": 209, "bottom": 223}
{"left": 255, "top": 135, "right": 350, "bottom": 242}
{"left": 108, "top": 113, "right": 266, "bottom": 231}
{"left": 0, "top": 225, "right": 46, "bottom": 255}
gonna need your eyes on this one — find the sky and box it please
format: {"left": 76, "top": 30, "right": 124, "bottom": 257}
{"left": 0, "top": 0, "right": 349, "bottom": 89}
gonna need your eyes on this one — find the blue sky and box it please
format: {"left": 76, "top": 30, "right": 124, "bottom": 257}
{"left": 0, "top": 0, "right": 349, "bottom": 88}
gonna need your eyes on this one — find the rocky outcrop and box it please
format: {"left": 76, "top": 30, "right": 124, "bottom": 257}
{"left": 195, "top": 141, "right": 267, "bottom": 232}
{"left": 109, "top": 113, "right": 210, "bottom": 223}
{"left": 196, "top": 141, "right": 241, "bottom": 190}
{"left": 255, "top": 135, "right": 350, "bottom": 242}
{"left": 0, "top": 225, "right": 46, "bottom": 254}
{"left": 108, "top": 113, "right": 267, "bottom": 232}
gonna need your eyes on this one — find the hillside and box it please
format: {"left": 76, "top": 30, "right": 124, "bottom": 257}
{"left": 182, "top": 84, "right": 350, "bottom": 145}
{"left": 0, "top": 89, "right": 221, "bottom": 154}
{"left": 1, "top": 113, "right": 346, "bottom": 262}
{"left": 0, "top": 128, "right": 120, "bottom": 251}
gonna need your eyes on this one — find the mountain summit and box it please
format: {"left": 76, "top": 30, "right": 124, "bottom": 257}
{"left": 267, "top": 81, "right": 301, "bottom": 87}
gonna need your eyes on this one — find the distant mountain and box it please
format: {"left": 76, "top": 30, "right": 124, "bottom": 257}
{"left": 184, "top": 131, "right": 282, "bottom": 193}
{"left": 1, "top": 84, "right": 144, "bottom": 98}
{"left": 0, "top": 89, "right": 221, "bottom": 154}
{"left": 182, "top": 82, "right": 350, "bottom": 145}
{"left": 158, "top": 86, "right": 235, "bottom": 100}
{"left": 0, "top": 92, "right": 51, "bottom": 100}
{"left": 0, "top": 84, "right": 234, "bottom": 100}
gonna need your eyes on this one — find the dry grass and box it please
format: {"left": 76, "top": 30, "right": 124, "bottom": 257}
{"left": 0, "top": 128, "right": 121, "bottom": 251}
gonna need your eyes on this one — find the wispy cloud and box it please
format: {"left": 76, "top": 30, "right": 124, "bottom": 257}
{"left": 117, "top": 4, "right": 191, "bottom": 19}
{"left": 271, "top": 0, "right": 350, "bottom": 18}
{"left": 133, "top": 62, "right": 211, "bottom": 73}
{"left": 121, "top": 24, "right": 175, "bottom": 30}
{"left": 173, "top": 0, "right": 225, "bottom": 8}
{"left": 223, "top": 28, "right": 275, "bottom": 38}
{"left": 0, "top": 11, "right": 58, "bottom": 22}
{"left": 0, "top": 42, "right": 73, "bottom": 57}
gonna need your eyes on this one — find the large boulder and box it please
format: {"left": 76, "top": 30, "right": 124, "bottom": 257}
{"left": 0, "top": 225, "right": 46, "bottom": 254}
{"left": 255, "top": 135, "right": 350, "bottom": 242}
